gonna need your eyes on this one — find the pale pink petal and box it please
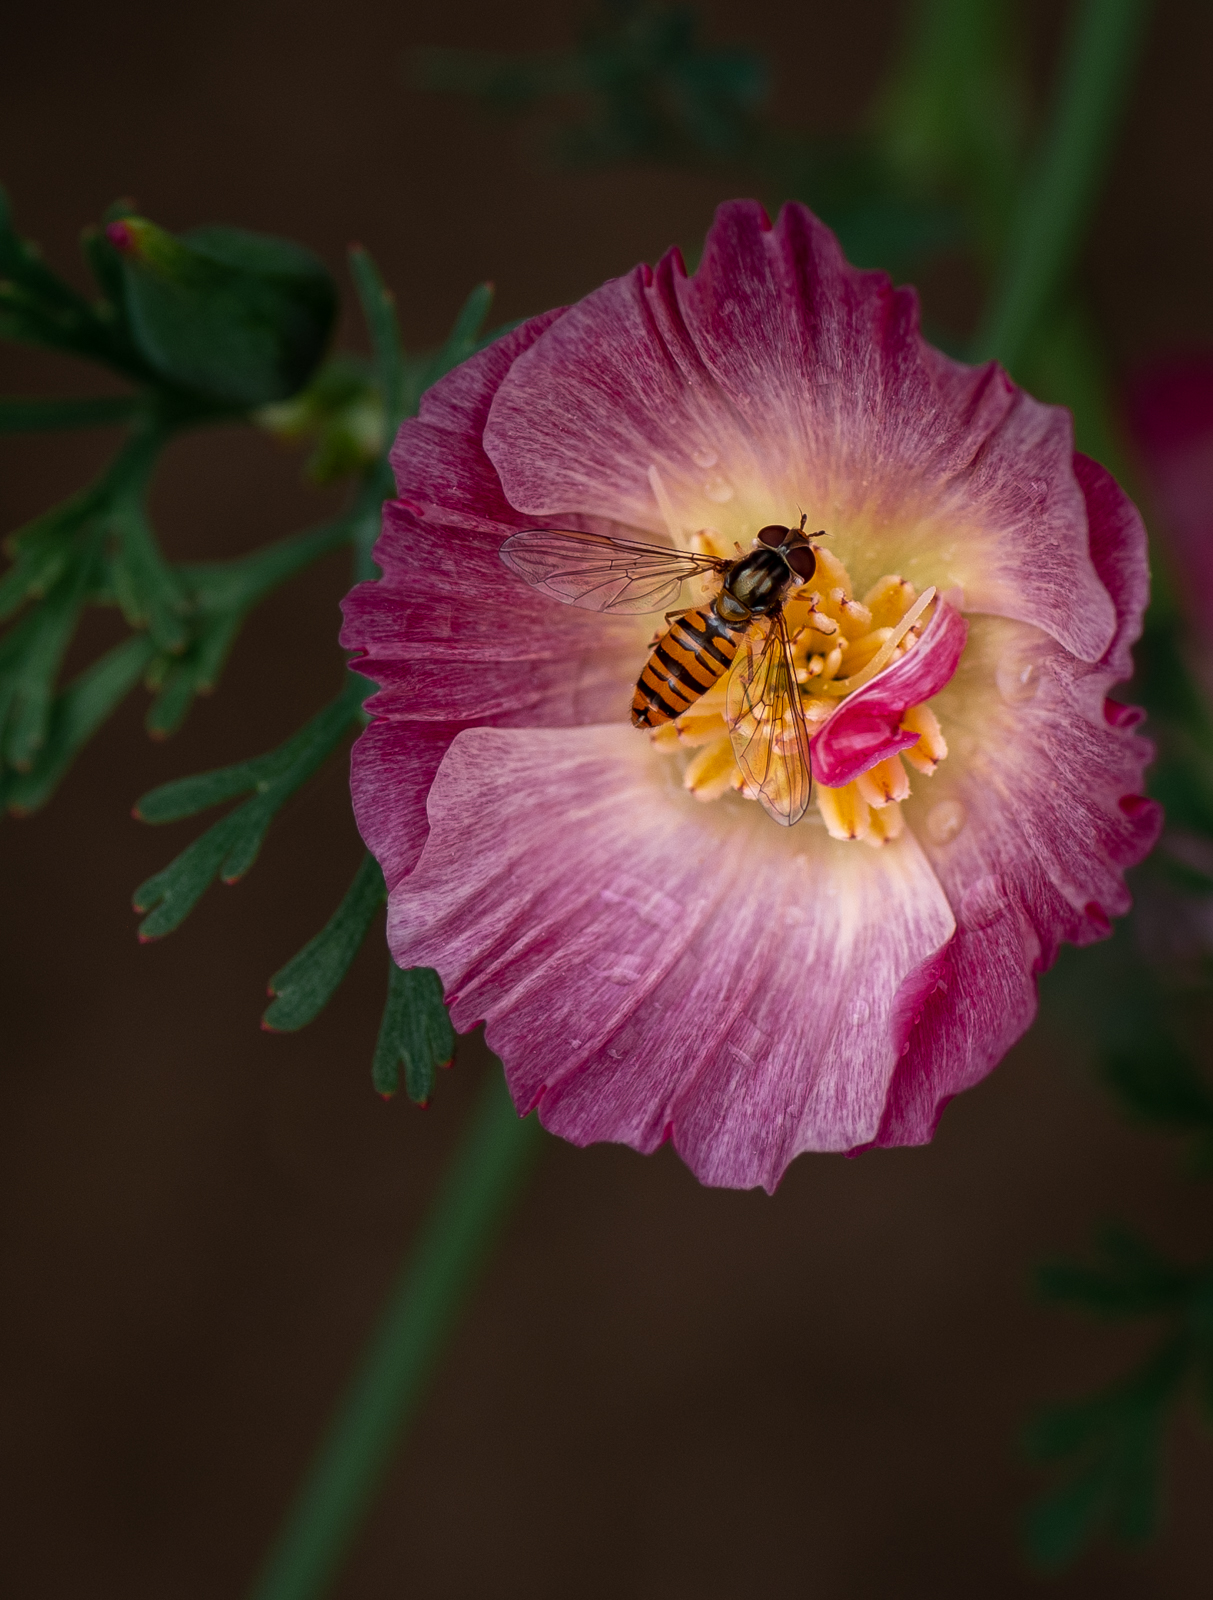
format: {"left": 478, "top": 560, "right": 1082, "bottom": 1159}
{"left": 388, "top": 724, "right": 955, "bottom": 1190}
{"left": 810, "top": 600, "right": 968, "bottom": 788}
{"left": 483, "top": 200, "right": 1115, "bottom": 662}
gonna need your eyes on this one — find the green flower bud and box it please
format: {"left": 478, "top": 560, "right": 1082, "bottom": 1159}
{"left": 105, "top": 215, "right": 338, "bottom": 408}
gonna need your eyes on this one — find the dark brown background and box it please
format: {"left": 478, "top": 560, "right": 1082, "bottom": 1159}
{"left": 3, "top": 1, "right": 1213, "bottom": 1595}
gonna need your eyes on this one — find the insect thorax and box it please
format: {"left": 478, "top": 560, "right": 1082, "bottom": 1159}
{"left": 721, "top": 548, "right": 792, "bottom": 616}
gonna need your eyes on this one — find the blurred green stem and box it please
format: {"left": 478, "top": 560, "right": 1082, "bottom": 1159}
{"left": 973, "top": 0, "right": 1150, "bottom": 371}
{"left": 247, "top": 1070, "right": 543, "bottom": 1600}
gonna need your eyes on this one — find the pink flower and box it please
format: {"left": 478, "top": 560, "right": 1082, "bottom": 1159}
{"left": 341, "top": 201, "right": 1160, "bottom": 1191}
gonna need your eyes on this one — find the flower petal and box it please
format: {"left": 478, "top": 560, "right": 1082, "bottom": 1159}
{"left": 350, "top": 719, "right": 459, "bottom": 892}
{"left": 387, "top": 309, "right": 565, "bottom": 533}
{"left": 810, "top": 600, "right": 968, "bottom": 788}
{"left": 876, "top": 457, "right": 1159, "bottom": 1148}
{"left": 388, "top": 724, "right": 955, "bottom": 1190}
{"left": 483, "top": 199, "right": 1115, "bottom": 662}
{"left": 341, "top": 501, "right": 642, "bottom": 727}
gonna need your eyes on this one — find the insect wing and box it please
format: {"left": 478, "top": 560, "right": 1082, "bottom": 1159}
{"left": 500, "top": 528, "right": 724, "bottom": 614}
{"left": 725, "top": 612, "right": 813, "bottom": 826}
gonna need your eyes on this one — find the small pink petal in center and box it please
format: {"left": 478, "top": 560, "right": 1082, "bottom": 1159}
{"left": 809, "top": 601, "right": 967, "bottom": 789}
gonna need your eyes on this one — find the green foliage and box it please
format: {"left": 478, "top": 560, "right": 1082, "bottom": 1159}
{"left": 416, "top": 0, "right": 767, "bottom": 166}
{"left": 263, "top": 854, "right": 387, "bottom": 1032}
{"left": 2, "top": 634, "right": 155, "bottom": 815}
{"left": 0, "top": 187, "right": 149, "bottom": 379}
{"left": 132, "top": 682, "right": 364, "bottom": 938}
{"left": 1026, "top": 1338, "right": 1188, "bottom": 1567}
{"left": 372, "top": 964, "right": 455, "bottom": 1105}
{"left": 258, "top": 354, "right": 386, "bottom": 485}
{"left": 1039, "top": 1228, "right": 1195, "bottom": 1319}
{"left": 106, "top": 240, "right": 492, "bottom": 1082}
{"left": 0, "top": 394, "right": 140, "bottom": 432}
{"left": 108, "top": 217, "right": 338, "bottom": 408}
{"left": 0, "top": 183, "right": 497, "bottom": 822}
{"left": 876, "top": 0, "right": 1026, "bottom": 257}
{"left": 348, "top": 247, "right": 406, "bottom": 430}
{"left": 1102, "top": 1045, "right": 1213, "bottom": 1138}
{"left": 1025, "top": 1229, "right": 1213, "bottom": 1568}
{"left": 973, "top": 0, "right": 1151, "bottom": 372}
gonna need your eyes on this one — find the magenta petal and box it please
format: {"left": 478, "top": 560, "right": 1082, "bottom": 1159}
{"left": 388, "top": 308, "right": 566, "bottom": 533}
{"left": 388, "top": 724, "right": 955, "bottom": 1190}
{"left": 340, "top": 501, "right": 641, "bottom": 729}
{"left": 874, "top": 458, "right": 1159, "bottom": 1148}
{"left": 339, "top": 196, "right": 1158, "bottom": 1185}
{"left": 1072, "top": 454, "right": 1150, "bottom": 681}
{"left": 350, "top": 719, "right": 460, "bottom": 892}
{"left": 483, "top": 199, "right": 1115, "bottom": 662}
{"left": 810, "top": 601, "right": 968, "bottom": 787}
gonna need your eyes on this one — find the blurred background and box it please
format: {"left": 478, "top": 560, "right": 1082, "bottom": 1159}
{"left": 3, "top": 0, "right": 1213, "bottom": 1594}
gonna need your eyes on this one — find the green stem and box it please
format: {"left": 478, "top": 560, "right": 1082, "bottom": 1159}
{"left": 247, "top": 1070, "right": 544, "bottom": 1600}
{"left": 971, "top": 0, "right": 1151, "bottom": 371}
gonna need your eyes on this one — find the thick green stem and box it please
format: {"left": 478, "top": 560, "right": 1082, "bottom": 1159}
{"left": 247, "top": 1070, "right": 543, "bottom": 1600}
{"left": 971, "top": 0, "right": 1150, "bottom": 371}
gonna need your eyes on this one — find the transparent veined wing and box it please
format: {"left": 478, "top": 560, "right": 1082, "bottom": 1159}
{"left": 499, "top": 528, "right": 725, "bottom": 614}
{"left": 725, "top": 611, "right": 813, "bottom": 826}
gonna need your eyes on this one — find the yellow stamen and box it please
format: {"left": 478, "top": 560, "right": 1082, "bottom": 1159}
{"left": 819, "top": 644, "right": 843, "bottom": 682}
{"left": 812, "top": 545, "right": 853, "bottom": 600}
{"left": 684, "top": 737, "right": 739, "bottom": 801}
{"left": 816, "top": 782, "right": 870, "bottom": 842}
{"left": 856, "top": 755, "right": 910, "bottom": 808}
{"left": 863, "top": 574, "right": 917, "bottom": 629}
{"left": 818, "top": 586, "right": 936, "bottom": 698}
{"left": 901, "top": 703, "right": 947, "bottom": 774}
{"left": 836, "top": 596, "right": 873, "bottom": 638}
{"left": 651, "top": 536, "right": 952, "bottom": 843}
{"left": 841, "top": 627, "right": 895, "bottom": 675}
{"left": 863, "top": 801, "right": 904, "bottom": 847}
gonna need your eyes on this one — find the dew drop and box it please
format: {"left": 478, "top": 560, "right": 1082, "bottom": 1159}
{"left": 997, "top": 656, "right": 1039, "bottom": 705}
{"left": 926, "top": 798, "right": 967, "bottom": 844}
{"left": 703, "top": 474, "right": 734, "bottom": 504}
{"left": 959, "top": 874, "right": 1007, "bottom": 930}
{"left": 691, "top": 445, "right": 718, "bottom": 469}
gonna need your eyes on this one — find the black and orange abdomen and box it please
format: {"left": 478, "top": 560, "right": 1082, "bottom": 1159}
{"left": 630, "top": 606, "right": 746, "bottom": 727}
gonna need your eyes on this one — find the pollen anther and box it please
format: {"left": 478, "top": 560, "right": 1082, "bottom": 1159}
{"left": 655, "top": 544, "right": 949, "bottom": 842}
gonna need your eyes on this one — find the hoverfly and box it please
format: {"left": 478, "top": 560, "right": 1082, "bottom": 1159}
{"left": 499, "top": 518, "right": 824, "bottom": 826}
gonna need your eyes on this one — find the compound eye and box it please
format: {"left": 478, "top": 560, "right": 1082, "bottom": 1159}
{"left": 785, "top": 544, "right": 817, "bottom": 580}
{"left": 757, "top": 524, "right": 790, "bottom": 547}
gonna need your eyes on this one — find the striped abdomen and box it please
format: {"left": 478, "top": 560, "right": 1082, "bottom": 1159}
{"left": 631, "top": 606, "right": 746, "bottom": 727}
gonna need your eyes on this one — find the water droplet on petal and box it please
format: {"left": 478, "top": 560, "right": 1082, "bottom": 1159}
{"left": 703, "top": 474, "right": 734, "bottom": 503}
{"left": 926, "top": 798, "right": 967, "bottom": 844}
{"left": 997, "top": 656, "right": 1039, "bottom": 704}
{"left": 691, "top": 445, "right": 718, "bottom": 469}
{"left": 959, "top": 874, "right": 1007, "bottom": 930}
{"left": 848, "top": 999, "right": 871, "bottom": 1025}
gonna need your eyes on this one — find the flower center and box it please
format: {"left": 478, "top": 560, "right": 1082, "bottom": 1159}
{"left": 648, "top": 536, "right": 949, "bottom": 846}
